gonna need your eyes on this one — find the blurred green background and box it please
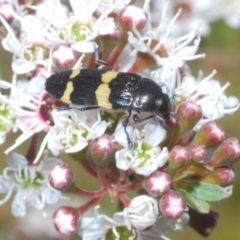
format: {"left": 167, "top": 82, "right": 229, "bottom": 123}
{"left": 0, "top": 20, "right": 240, "bottom": 240}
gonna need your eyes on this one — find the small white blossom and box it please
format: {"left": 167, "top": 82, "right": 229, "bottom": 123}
{"left": 48, "top": 109, "right": 111, "bottom": 155}
{"left": 78, "top": 206, "right": 119, "bottom": 239}
{"left": 114, "top": 195, "right": 159, "bottom": 231}
{"left": 0, "top": 152, "right": 64, "bottom": 217}
{"left": 115, "top": 122, "right": 168, "bottom": 176}
{"left": 174, "top": 70, "right": 240, "bottom": 129}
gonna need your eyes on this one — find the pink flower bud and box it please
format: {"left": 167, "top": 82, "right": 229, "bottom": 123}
{"left": 189, "top": 144, "right": 206, "bottom": 163}
{"left": 33, "top": 66, "right": 55, "bottom": 79}
{"left": 168, "top": 145, "right": 191, "bottom": 174}
{"left": 39, "top": 92, "right": 68, "bottom": 126}
{"left": 100, "top": 26, "right": 122, "bottom": 43}
{"left": 192, "top": 122, "right": 225, "bottom": 148}
{"left": 202, "top": 166, "right": 235, "bottom": 187}
{"left": 0, "top": 1, "right": 16, "bottom": 23}
{"left": 206, "top": 138, "right": 240, "bottom": 168}
{"left": 177, "top": 101, "right": 202, "bottom": 132}
{"left": 88, "top": 135, "right": 115, "bottom": 167}
{"left": 49, "top": 163, "right": 75, "bottom": 191}
{"left": 143, "top": 171, "right": 171, "bottom": 197}
{"left": 53, "top": 206, "right": 79, "bottom": 236}
{"left": 52, "top": 43, "right": 80, "bottom": 70}
{"left": 119, "top": 6, "right": 148, "bottom": 30}
{"left": 159, "top": 191, "right": 186, "bottom": 219}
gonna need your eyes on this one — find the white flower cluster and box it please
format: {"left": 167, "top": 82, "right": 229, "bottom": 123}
{"left": 0, "top": 0, "right": 239, "bottom": 239}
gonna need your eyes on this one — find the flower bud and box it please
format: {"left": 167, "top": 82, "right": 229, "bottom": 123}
{"left": 100, "top": 26, "right": 122, "bottom": 43}
{"left": 189, "top": 209, "right": 219, "bottom": 237}
{"left": 168, "top": 145, "right": 191, "bottom": 174}
{"left": 202, "top": 166, "right": 235, "bottom": 187}
{"left": 119, "top": 6, "right": 148, "bottom": 30}
{"left": 192, "top": 122, "right": 225, "bottom": 148}
{"left": 88, "top": 135, "right": 115, "bottom": 167}
{"left": 52, "top": 43, "right": 80, "bottom": 70}
{"left": 143, "top": 171, "right": 171, "bottom": 197}
{"left": 177, "top": 130, "right": 195, "bottom": 145}
{"left": 177, "top": 101, "right": 202, "bottom": 132}
{"left": 49, "top": 163, "right": 75, "bottom": 191}
{"left": 189, "top": 144, "right": 206, "bottom": 163}
{"left": 53, "top": 206, "right": 79, "bottom": 236}
{"left": 33, "top": 66, "right": 55, "bottom": 79}
{"left": 0, "top": 1, "right": 16, "bottom": 23}
{"left": 206, "top": 138, "right": 240, "bottom": 168}
{"left": 99, "top": 26, "right": 122, "bottom": 55}
{"left": 127, "top": 195, "right": 159, "bottom": 231}
{"left": 39, "top": 92, "right": 68, "bottom": 126}
{"left": 159, "top": 191, "right": 186, "bottom": 219}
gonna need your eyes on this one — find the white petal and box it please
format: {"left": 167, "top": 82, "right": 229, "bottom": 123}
{"left": 12, "top": 59, "right": 36, "bottom": 74}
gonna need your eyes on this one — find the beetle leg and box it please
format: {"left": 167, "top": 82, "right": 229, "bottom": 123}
{"left": 154, "top": 115, "right": 164, "bottom": 125}
{"left": 96, "top": 59, "right": 113, "bottom": 71}
{"left": 123, "top": 110, "right": 134, "bottom": 151}
{"left": 93, "top": 43, "right": 113, "bottom": 70}
{"left": 78, "top": 106, "right": 100, "bottom": 111}
{"left": 133, "top": 113, "right": 155, "bottom": 122}
{"left": 57, "top": 106, "right": 100, "bottom": 111}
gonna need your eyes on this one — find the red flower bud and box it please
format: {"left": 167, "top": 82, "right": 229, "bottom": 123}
{"left": 52, "top": 43, "right": 80, "bottom": 70}
{"left": 202, "top": 166, "right": 235, "bottom": 187}
{"left": 159, "top": 191, "right": 186, "bottom": 219}
{"left": 206, "top": 138, "right": 240, "bottom": 168}
{"left": 53, "top": 206, "right": 79, "bottom": 236}
{"left": 169, "top": 145, "right": 191, "bottom": 174}
{"left": 119, "top": 6, "right": 148, "bottom": 30}
{"left": 192, "top": 122, "right": 225, "bottom": 148}
{"left": 49, "top": 163, "right": 75, "bottom": 191}
{"left": 87, "top": 135, "right": 115, "bottom": 167}
{"left": 177, "top": 101, "right": 203, "bottom": 132}
{"left": 189, "top": 144, "right": 206, "bottom": 163}
{"left": 143, "top": 171, "right": 171, "bottom": 197}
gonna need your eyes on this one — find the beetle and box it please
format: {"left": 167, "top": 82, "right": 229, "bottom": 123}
{"left": 45, "top": 68, "right": 171, "bottom": 150}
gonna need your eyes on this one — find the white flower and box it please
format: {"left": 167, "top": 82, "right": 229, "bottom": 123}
{"left": 152, "top": 0, "right": 215, "bottom": 37}
{"left": 0, "top": 77, "right": 53, "bottom": 160}
{"left": 0, "top": 152, "right": 64, "bottom": 217}
{"left": 127, "top": 1, "right": 205, "bottom": 71}
{"left": 77, "top": 206, "right": 125, "bottom": 240}
{"left": 114, "top": 195, "right": 159, "bottom": 231}
{"left": 174, "top": 70, "right": 240, "bottom": 129}
{"left": 48, "top": 109, "right": 111, "bottom": 155}
{"left": 0, "top": 101, "right": 17, "bottom": 144}
{"left": 115, "top": 122, "right": 169, "bottom": 176}
{"left": 213, "top": 0, "right": 240, "bottom": 28}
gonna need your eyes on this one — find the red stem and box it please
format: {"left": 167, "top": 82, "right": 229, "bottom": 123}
{"left": 97, "top": 166, "right": 110, "bottom": 189}
{"left": 117, "top": 182, "right": 143, "bottom": 192}
{"left": 81, "top": 159, "right": 98, "bottom": 178}
{"left": 74, "top": 187, "right": 107, "bottom": 198}
{"left": 108, "top": 34, "right": 128, "bottom": 66}
{"left": 118, "top": 192, "right": 131, "bottom": 207}
{"left": 77, "top": 196, "right": 102, "bottom": 214}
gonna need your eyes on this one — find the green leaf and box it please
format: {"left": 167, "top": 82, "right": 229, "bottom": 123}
{"left": 187, "top": 182, "right": 229, "bottom": 201}
{"left": 179, "top": 189, "right": 210, "bottom": 214}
